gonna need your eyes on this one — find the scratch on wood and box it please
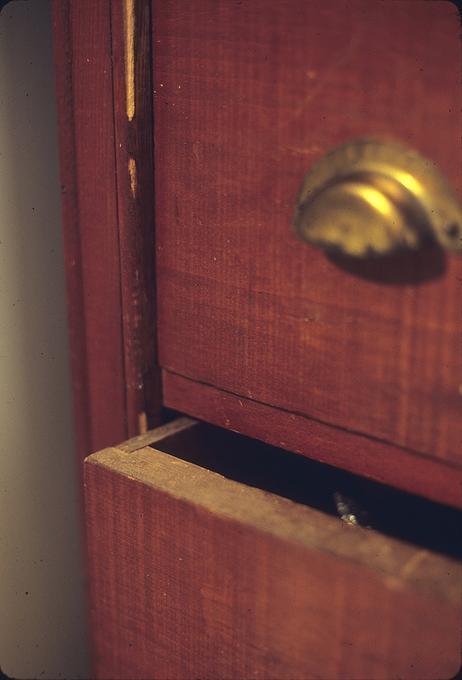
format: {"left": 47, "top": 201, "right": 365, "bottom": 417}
{"left": 285, "top": 30, "right": 360, "bottom": 127}
{"left": 128, "top": 157, "right": 137, "bottom": 197}
{"left": 399, "top": 549, "right": 430, "bottom": 580}
{"left": 283, "top": 144, "right": 323, "bottom": 156}
{"left": 124, "top": 0, "right": 135, "bottom": 121}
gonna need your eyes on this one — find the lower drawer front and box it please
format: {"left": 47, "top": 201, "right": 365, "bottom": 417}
{"left": 84, "top": 419, "right": 460, "bottom": 680}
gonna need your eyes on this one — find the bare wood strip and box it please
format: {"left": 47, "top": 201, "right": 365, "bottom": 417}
{"left": 110, "top": 0, "right": 161, "bottom": 438}
{"left": 118, "top": 416, "right": 196, "bottom": 452}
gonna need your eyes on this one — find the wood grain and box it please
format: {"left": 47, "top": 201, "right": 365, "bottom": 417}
{"left": 110, "top": 0, "right": 161, "bottom": 436}
{"left": 85, "top": 419, "right": 461, "bottom": 679}
{"left": 154, "top": 2, "right": 462, "bottom": 469}
{"left": 53, "top": 0, "right": 160, "bottom": 459}
{"left": 163, "top": 369, "right": 462, "bottom": 509}
{"left": 53, "top": 0, "right": 125, "bottom": 459}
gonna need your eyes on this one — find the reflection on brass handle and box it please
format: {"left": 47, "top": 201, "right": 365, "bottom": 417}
{"left": 293, "top": 139, "right": 462, "bottom": 258}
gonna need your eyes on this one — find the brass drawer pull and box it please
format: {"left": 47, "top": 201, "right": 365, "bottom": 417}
{"left": 293, "top": 139, "right": 462, "bottom": 257}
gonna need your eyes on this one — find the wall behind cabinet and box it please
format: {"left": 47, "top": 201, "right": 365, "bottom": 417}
{"left": 0, "top": 1, "right": 88, "bottom": 677}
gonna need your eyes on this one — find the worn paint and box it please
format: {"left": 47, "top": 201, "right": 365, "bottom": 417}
{"left": 399, "top": 550, "right": 430, "bottom": 580}
{"left": 138, "top": 411, "right": 148, "bottom": 435}
{"left": 124, "top": 0, "right": 135, "bottom": 121}
{"left": 128, "top": 157, "right": 137, "bottom": 198}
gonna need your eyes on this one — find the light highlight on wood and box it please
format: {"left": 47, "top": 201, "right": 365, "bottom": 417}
{"left": 124, "top": 0, "right": 135, "bottom": 121}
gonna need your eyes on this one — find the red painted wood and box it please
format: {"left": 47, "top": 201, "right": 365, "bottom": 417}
{"left": 53, "top": 0, "right": 126, "bottom": 458}
{"left": 85, "top": 424, "right": 462, "bottom": 679}
{"left": 163, "top": 370, "right": 462, "bottom": 509}
{"left": 154, "top": 2, "right": 462, "bottom": 474}
{"left": 53, "top": 0, "right": 161, "bottom": 459}
{"left": 110, "top": 0, "right": 161, "bottom": 435}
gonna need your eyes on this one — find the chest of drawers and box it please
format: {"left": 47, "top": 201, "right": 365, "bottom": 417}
{"left": 55, "top": 0, "right": 462, "bottom": 507}
{"left": 53, "top": 1, "right": 462, "bottom": 677}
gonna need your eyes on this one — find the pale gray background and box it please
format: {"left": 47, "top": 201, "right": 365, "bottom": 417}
{"left": 0, "top": 1, "right": 89, "bottom": 677}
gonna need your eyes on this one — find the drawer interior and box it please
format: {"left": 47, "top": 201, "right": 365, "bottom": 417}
{"left": 140, "top": 417, "right": 462, "bottom": 559}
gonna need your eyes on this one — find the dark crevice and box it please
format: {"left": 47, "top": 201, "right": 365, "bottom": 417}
{"left": 151, "top": 417, "right": 462, "bottom": 560}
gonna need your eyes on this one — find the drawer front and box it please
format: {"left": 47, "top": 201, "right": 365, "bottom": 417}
{"left": 85, "top": 419, "right": 461, "bottom": 679}
{"left": 154, "top": 2, "right": 462, "bottom": 469}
